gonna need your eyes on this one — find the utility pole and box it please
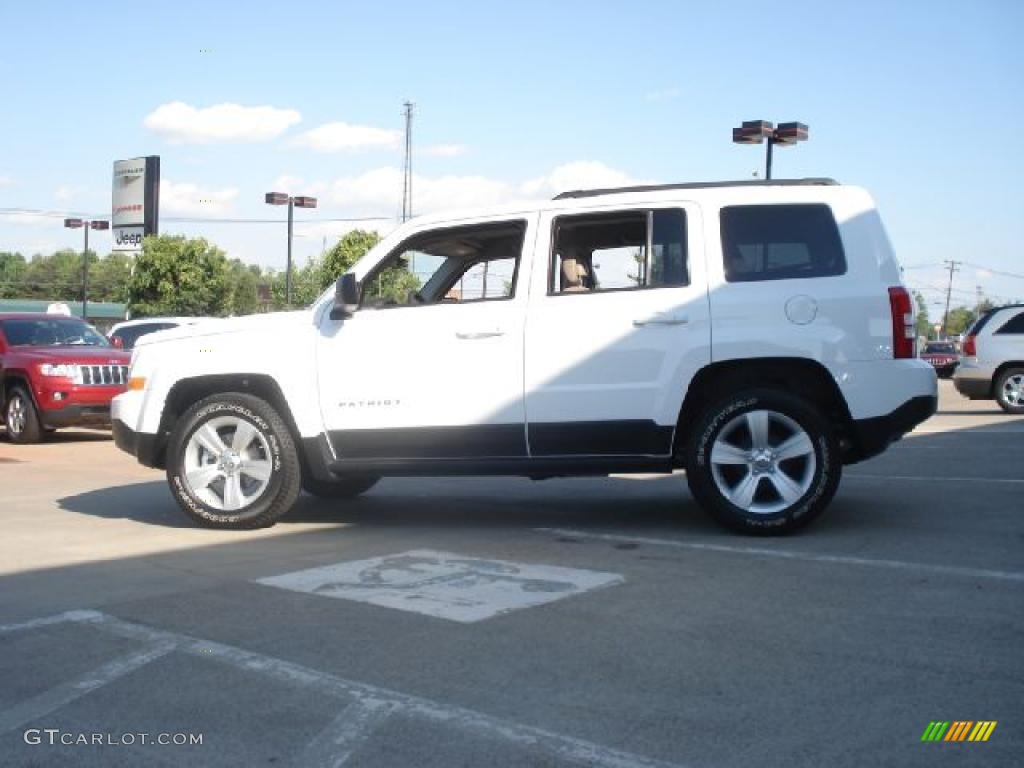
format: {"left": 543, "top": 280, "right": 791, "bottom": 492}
{"left": 401, "top": 101, "right": 414, "bottom": 222}
{"left": 941, "top": 259, "right": 961, "bottom": 339}
{"left": 975, "top": 285, "right": 983, "bottom": 325}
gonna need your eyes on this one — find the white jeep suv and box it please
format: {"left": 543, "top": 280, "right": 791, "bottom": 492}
{"left": 112, "top": 179, "right": 937, "bottom": 534}
{"left": 953, "top": 305, "right": 1024, "bottom": 413}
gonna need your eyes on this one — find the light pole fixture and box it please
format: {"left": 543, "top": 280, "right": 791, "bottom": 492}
{"left": 265, "top": 192, "right": 318, "bottom": 307}
{"left": 63, "top": 218, "right": 110, "bottom": 320}
{"left": 732, "top": 120, "right": 808, "bottom": 180}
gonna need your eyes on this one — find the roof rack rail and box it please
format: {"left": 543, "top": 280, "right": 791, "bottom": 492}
{"left": 552, "top": 178, "right": 840, "bottom": 200}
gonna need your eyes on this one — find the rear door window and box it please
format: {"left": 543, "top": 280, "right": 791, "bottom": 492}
{"left": 720, "top": 204, "right": 846, "bottom": 282}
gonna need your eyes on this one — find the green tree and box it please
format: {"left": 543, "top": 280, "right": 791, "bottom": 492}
{"left": 319, "top": 230, "right": 382, "bottom": 291}
{"left": 0, "top": 252, "right": 28, "bottom": 299}
{"left": 90, "top": 252, "right": 132, "bottom": 303}
{"left": 226, "top": 259, "right": 265, "bottom": 316}
{"left": 128, "top": 235, "right": 231, "bottom": 317}
{"left": 944, "top": 307, "right": 976, "bottom": 337}
{"left": 912, "top": 290, "right": 930, "bottom": 338}
{"left": 268, "top": 259, "right": 322, "bottom": 308}
{"left": 23, "top": 249, "right": 84, "bottom": 301}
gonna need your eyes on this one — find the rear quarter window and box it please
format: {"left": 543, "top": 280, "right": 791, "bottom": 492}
{"left": 720, "top": 203, "right": 846, "bottom": 282}
{"left": 994, "top": 310, "right": 1024, "bottom": 335}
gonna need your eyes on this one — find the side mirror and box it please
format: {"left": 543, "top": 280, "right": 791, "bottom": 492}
{"left": 109, "top": 335, "right": 125, "bottom": 349}
{"left": 330, "top": 273, "right": 361, "bottom": 319}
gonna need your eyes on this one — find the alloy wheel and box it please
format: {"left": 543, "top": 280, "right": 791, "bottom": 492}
{"left": 709, "top": 409, "right": 817, "bottom": 515}
{"left": 183, "top": 416, "right": 274, "bottom": 511}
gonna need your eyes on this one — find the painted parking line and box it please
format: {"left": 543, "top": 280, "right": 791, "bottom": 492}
{"left": 297, "top": 697, "right": 400, "bottom": 767}
{"left": 535, "top": 528, "right": 1024, "bottom": 584}
{"left": 0, "top": 611, "right": 687, "bottom": 768}
{"left": 0, "top": 642, "right": 177, "bottom": 736}
{"left": 257, "top": 550, "right": 624, "bottom": 623}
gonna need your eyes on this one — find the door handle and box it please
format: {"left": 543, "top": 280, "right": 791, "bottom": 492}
{"left": 633, "top": 313, "right": 689, "bottom": 327}
{"left": 455, "top": 330, "right": 505, "bottom": 340}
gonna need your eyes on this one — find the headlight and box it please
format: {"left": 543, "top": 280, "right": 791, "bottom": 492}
{"left": 38, "top": 363, "right": 78, "bottom": 378}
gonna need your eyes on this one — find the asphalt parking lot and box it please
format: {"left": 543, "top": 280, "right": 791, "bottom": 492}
{"left": 1, "top": 379, "right": 1021, "bottom": 767}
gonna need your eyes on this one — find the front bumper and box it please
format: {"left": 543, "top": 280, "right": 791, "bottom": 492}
{"left": 38, "top": 404, "right": 112, "bottom": 429}
{"left": 112, "top": 420, "right": 165, "bottom": 468}
{"left": 845, "top": 395, "right": 937, "bottom": 464}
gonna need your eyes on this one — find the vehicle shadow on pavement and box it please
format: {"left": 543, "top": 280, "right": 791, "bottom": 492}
{"left": 54, "top": 472, "right": 876, "bottom": 537}
{"left": 54, "top": 472, "right": 750, "bottom": 535}
{"left": 53, "top": 413, "right": 1024, "bottom": 537}
{"left": 0, "top": 428, "right": 112, "bottom": 444}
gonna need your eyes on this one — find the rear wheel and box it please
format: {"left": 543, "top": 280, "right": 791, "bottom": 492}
{"left": 303, "top": 475, "right": 379, "bottom": 498}
{"left": 684, "top": 390, "right": 841, "bottom": 534}
{"left": 5, "top": 386, "right": 43, "bottom": 444}
{"left": 995, "top": 368, "right": 1024, "bottom": 414}
{"left": 166, "top": 393, "right": 301, "bottom": 529}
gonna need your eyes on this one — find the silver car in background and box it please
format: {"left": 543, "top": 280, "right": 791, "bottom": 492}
{"left": 954, "top": 304, "right": 1024, "bottom": 413}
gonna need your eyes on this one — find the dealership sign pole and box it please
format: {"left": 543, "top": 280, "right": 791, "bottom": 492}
{"left": 112, "top": 156, "right": 160, "bottom": 254}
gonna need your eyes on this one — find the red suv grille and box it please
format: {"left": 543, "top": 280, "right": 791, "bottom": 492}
{"left": 79, "top": 365, "right": 129, "bottom": 386}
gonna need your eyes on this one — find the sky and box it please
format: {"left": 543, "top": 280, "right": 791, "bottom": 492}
{"left": 1, "top": 0, "right": 1022, "bottom": 313}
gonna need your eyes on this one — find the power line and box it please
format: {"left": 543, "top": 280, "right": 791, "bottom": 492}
{"left": 0, "top": 208, "right": 390, "bottom": 224}
{"left": 960, "top": 260, "right": 1024, "bottom": 280}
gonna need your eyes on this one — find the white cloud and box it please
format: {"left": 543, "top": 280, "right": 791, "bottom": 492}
{"left": 270, "top": 174, "right": 327, "bottom": 197}
{"left": 422, "top": 143, "right": 468, "bottom": 158}
{"left": 330, "top": 167, "right": 516, "bottom": 214}
{"left": 291, "top": 121, "right": 401, "bottom": 153}
{"left": 322, "top": 161, "right": 647, "bottom": 218}
{"left": 0, "top": 175, "right": 14, "bottom": 188}
{"left": 54, "top": 185, "right": 86, "bottom": 203}
{"left": 160, "top": 180, "right": 240, "bottom": 214}
{"left": 144, "top": 101, "right": 301, "bottom": 144}
{"left": 975, "top": 269, "right": 992, "bottom": 280}
{"left": 293, "top": 219, "right": 397, "bottom": 244}
{"left": 519, "top": 161, "right": 649, "bottom": 198}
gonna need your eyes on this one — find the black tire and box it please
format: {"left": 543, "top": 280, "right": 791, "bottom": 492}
{"left": 303, "top": 475, "right": 379, "bottom": 498}
{"left": 684, "top": 389, "right": 841, "bottom": 535}
{"left": 4, "top": 386, "right": 43, "bottom": 444}
{"left": 166, "top": 393, "right": 301, "bottom": 529}
{"left": 994, "top": 367, "right": 1024, "bottom": 414}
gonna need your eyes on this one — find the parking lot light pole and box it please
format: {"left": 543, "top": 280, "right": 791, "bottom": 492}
{"left": 63, "top": 218, "right": 109, "bottom": 321}
{"left": 732, "top": 120, "right": 809, "bottom": 179}
{"left": 265, "top": 192, "right": 318, "bottom": 307}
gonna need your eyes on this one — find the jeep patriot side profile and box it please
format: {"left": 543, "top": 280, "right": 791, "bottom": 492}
{"left": 112, "top": 179, "right": 938, "bottom": 534}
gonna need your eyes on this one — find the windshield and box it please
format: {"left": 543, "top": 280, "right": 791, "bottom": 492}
{"left": 0, "top": 317, "right": 111, "bottom": 347}
{"left": 923, "top": 343, "right": 957, "bottom": 354}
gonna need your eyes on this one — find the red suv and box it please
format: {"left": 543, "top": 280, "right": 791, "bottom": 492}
{"left": 0, "top": 313, "right": 132, "bottom": 443}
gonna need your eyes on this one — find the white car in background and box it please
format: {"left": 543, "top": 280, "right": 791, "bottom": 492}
{"left": 109, "top": 317, "right": 213, "bottom": 350}
{"left": 954, "top": 304, "right": 1024, "bottom": 413}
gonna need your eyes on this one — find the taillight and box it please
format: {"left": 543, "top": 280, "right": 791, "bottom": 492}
{"left": 963, "top": 335, "right": 976, "bottom": 357}
{"left": 888, "top": 286, "right": 915, "bottom": 359}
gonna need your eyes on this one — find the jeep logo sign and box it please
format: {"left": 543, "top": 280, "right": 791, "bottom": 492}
{"left": 113, "top": 227, "right": 144, "bottom": 251}
{"left": 111, "top": 155, "right": 160, "bottom": 253}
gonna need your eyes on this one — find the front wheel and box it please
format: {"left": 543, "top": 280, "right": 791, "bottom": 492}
{"left": 684, "top": 390, "right": 841, "bottom": 535}
{"left": 5, "top": 386, "right": 43, "bottom": 444}
{"left": 167, "top": 393, "right": 301, "bottom": 529}
{"left": 995, "top": 368, "right": 1024, "bottom": 414}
